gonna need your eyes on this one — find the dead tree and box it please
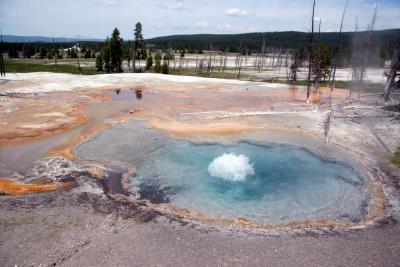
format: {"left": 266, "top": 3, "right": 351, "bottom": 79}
{"left": 208, "top": 44, "right": 213, "bottom": 76}
{"left": 383, "top": 49, "right": 400, "bottom": 101}
{"left": 219, "top": 53, "right": 225, "bottom": 73}
{"left": 350, "top": 19, "right": 360, "bottom": 97}
{"left": 237, "top": 47, "right": 243, "bottom": 79}
{"left": 52, "top": 35, "right": 57, "bottom": 67}
{"left": 353, "top": 6, "right": 378, "bottom": 98}
{"left": 0, "top": 32, "right": 5, "bottom": 77}
{"left": 76, "top": 43, "right": 81, "bottom": 73}
{"left": 237, "top": 55, "right": 243, "bottom": 79}
{"left": 197, "top": 58, "right": 204, "bottom": 73}
{"left": 261, "top": 39, "right": 266, "bottom": 70}
{"left": 315, "top": 19, "right": 322, "bottom": 92}
{"left": 290, "top": 60, "right": 299, "bottom": 82}
{"left": 222, "top": 53, "right": 227, "bottom": 73}
{"left": 306, "top": 0, "right": 316, "bottom": 103}
{"left": 330, "top": 0, "right": 349, "bottom": 91}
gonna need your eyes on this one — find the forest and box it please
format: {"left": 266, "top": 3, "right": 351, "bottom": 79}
{"left": 2, "top": 28, "right": 400, "bottom": 66}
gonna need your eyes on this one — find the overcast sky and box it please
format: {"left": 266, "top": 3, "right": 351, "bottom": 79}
{"left": 0, "top": 0, "right": 399, "bottom": 39}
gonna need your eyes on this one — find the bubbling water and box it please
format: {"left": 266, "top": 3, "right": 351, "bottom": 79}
{"left": 208, "top": 153, "right": 254, "bottom": 182}
{"left": 123, "top": 141, "right": 367, "bottom": 224}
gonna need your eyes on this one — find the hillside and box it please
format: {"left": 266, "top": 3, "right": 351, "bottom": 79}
{"left": 146, "top": 29, "right": 400, "bottom": 53}
{"left": 2, "top": 35, "right": 101, "bottom": 43}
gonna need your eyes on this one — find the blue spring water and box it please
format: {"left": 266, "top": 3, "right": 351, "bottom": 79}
{"left": 132, "top": 141, "right": 368, "bottom": 224}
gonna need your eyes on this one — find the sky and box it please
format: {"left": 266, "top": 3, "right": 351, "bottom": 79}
{"left": 0, "top": 0, "right": 399, "bottom": 40}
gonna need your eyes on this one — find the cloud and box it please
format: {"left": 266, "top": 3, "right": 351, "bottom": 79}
{"left": 313, "top": 16, "right": 327, "bottom": 22}
{"left": 216, "top": 23, "right": 256, "bottom": 33}
{"left": 99, "top": 0, "right": 119, "bottom": 6}
{"left": 225, "top": 8, "right": 251, "bottom": 17}
{"left": 195, "top": 20, "right": 209, "bottom": 29}
{"left": 8, "top": 12, "right": 17, "bottom": 18}
{"left": 158, "top": 0, "right": 188, "bottom": 10}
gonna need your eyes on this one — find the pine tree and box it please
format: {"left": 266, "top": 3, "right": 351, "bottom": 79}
{"left": 146, "top": 53, "right": 153, "bottom": 70}
{"left": 162, "top": 61, "right": 169, "bottom": 74}
{"left": 141, "top": 49, "right": 147, "bottom": 60}
{"left": 109, "top": 28, "right": 123, "bottom": 73}
{"left": 125, "top": 41, "right": 132, "bottom": 71}
{"left": 154, "top": 51, "right": 162, "bottom": 73}
{"left": 103, "top": 37, "right": 111, "bottom": 73}
{"left": 96, "top": 53, "right": 104, "bottom": 71}
{"left": 133, "top": 22, "right": 143, "bottom": 72}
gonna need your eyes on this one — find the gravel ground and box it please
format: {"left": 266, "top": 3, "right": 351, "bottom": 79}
{"left": 0, "top": 189, "right": 399, "bottom": 267}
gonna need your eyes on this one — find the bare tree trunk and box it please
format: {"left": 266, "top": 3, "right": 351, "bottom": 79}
{"left": 76, "top": 44, "right": 81, "bottom": 73}
{"left": 213, "top": 52, "right": 216, "bottom": 69}
{"left": 384, "top": 49, "right": 400, "bottom": 101}
{"left": 219, "top": 53, "right": 223, "bottom": 72}
{"left": 52, "top": 35, "right": 57, "bottom": 68}
{"left": 208, "top": 44, "right": 213, "bottom": 76}
{"left": 132, "top": 41, "right": 136, "bottom": 73}
{"left": 245, "top": 50, "right": 248, "bottom": 68}
{"left": 0, "top": 32, "right": 5, "bottom": 77}
{"left": 237, "top": 53, "right": 243, "bottom": 79}
{"left": 350, "top": 18, "right": 359, "bottom": 98}
{"left": 306, "top": 0, "right": 316, "bottom": 103}
{"left": 330, "top": 0, "right": 349, "bottom": 91}
{"left": 315, "top": 19, "right": 322, "bottom": 93}
{"left": 357, "top": 5, "right": 378, "bottom": 99}
{"left": 223, "top": 54, "right": 227, "bottom": 73}
{"left": 261, "top": 40, "right": 266, "bottom": 70}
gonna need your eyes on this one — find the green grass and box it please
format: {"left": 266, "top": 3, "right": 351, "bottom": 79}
{"left": 170, "top": 68, "right": 384, "bottom": 92}
{"left": 4, "top": 60, "right": 99, "bottom": 75}
{"left": 260, "top": 79, "right": 384, "bottom": 92}
{"left": 2, "top": 60, "right": 386, "bottom": 93}
{"left": 169, "top": 69, "right": 241, "bottom": 80}
{"left": 391, "top": 151, "right": 400, "bottom": 169}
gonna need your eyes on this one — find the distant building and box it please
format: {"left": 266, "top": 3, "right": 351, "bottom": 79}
{"left": 60, "top": 43, "right": 82, "bottom": 57}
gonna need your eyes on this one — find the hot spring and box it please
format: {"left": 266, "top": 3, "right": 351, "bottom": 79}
{"left": 76, "top": 121, "right": 370, "bottom": 225}
{"left": 131, "top": 142, "right": 368, "bottom": 224}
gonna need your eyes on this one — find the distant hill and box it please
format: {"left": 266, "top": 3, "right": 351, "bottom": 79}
{"left": 146, "top": 29, "right": 400, "bottom": 52}
{"left": 2, "top": 35, "right": 102, "bottom": 43}
{"left": 4, "top": 29, "right": 399, "bottom": 52}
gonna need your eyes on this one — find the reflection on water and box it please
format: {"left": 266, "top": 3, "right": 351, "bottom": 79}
{"left": 135, "top": 89, "right": 143, "bottom": 100}
{"left": 107, "top": 88, "right": 144, "bottom": 101}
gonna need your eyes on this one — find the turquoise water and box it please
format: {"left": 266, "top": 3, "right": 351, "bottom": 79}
{"left": 132, "top": 141, "right": 368, "bottom": 224}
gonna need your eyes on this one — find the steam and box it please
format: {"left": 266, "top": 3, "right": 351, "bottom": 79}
{"left": 208, "top": 153, "right": 254, "bottom": 182}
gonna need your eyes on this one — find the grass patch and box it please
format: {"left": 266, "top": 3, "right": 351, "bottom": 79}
{"left": 169, "top": 69, "right": 241, "bottom": 80}
{"left": 363, "top": 83, "right": 385, "bottom": 93}
{"left": 260, "top": 79, "right": 384, "bottom": 92}
{"left": 2, "top": 60, "right": 386, "bottom": 93}
{"left": 4, "top": 60, "right": 99, "bottom": 75}
{"left": 391, "top": 151, "right": 400, "bottom": 168}
{"left": 169, "top": 69, "right": 385, "bottom": 91}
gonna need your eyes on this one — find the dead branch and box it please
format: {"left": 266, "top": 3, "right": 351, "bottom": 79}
{"left": 306, "top": 0, "right": 316, "bottom": 103}
{"left": 330, "top": 0, "right": 349, "bottom": 91}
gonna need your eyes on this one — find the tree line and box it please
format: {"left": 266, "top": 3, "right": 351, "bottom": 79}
{"left": 3, "top": 28, "right": 399, "bottom": 68}
{"left": 95, "top": 23, "right": 172, "bottom": 74}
